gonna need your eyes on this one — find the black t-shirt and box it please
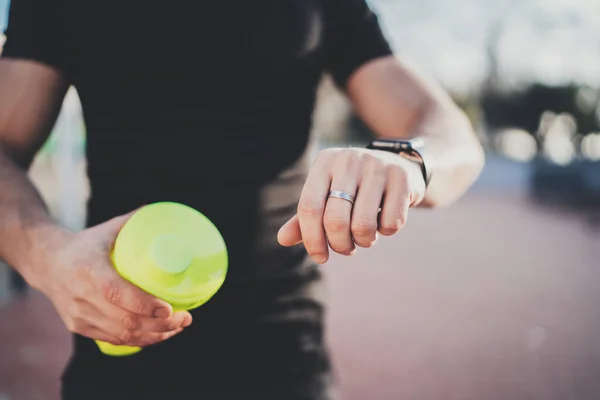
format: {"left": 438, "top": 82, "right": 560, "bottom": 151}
{"left": 3, "top": 0, "right": 392, "bottom": 397}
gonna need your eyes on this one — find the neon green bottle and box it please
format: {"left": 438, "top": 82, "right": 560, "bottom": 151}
{"left": 95, "top": 202, "right": 228, "bottom": 356}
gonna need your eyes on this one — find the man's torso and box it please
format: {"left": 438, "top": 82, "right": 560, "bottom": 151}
{"left": 64, "top": 0, "right": 334, "bottom": 274}
{"left": 59, "top": 1, "right": 335, "bottom": 394}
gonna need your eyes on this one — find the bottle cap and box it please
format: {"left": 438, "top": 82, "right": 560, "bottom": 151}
{"left": 112, "top": 202, "right": 228, "bottom": 310}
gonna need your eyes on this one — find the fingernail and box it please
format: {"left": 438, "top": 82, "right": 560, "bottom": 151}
{"left": 154, "top": 307, "right": 171, "bottom": 318}
{"left": 183, "top": 317, "right": 193, "bottom": 327}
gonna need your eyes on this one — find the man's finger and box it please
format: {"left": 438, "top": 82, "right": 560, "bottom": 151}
{"left": 323, "top": 154, "right": 359, "bottom": 256}
{"left": 116, "top": 327, "right": 184, "bottom": 348}
{"left": 115, "top": 309, "right": 192, "bottom": 333}
{"left": 297, "top": 164, "right": 331, "bottom": 264}
{"left": 80, "top": 301, "right": 187, "bottom": 347}
{"left": 78, "top": 324, "right": 123, "bottom": 345}
{"left": 378, "top": 167, "right": 410, "bottom": 236}
{"left": 351, "top": 161, "right": 386, "bottom": 248}
{"left": 277, "top": 214, "right": 303, "bottom": 247}
{"left": 95, "top": 267, "right": 172, "bottom": 318}
{"left": 87, "top": 298, "right": 191, "bottom": 333}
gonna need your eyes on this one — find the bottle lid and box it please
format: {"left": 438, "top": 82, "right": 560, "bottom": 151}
{"left": 112, "top": 202, "right": 228, "bottom": 310}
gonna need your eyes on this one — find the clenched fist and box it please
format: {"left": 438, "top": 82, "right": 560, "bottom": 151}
{"left": 278, "top": 147, "right": 426, "bottom": 263}
{"left": 27, "top": 212, "right": 192, "bottom": 347}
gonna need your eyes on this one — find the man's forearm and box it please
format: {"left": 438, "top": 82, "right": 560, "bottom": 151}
{"left": 346, "top": 57, "right": 484, "bottom": 208}
{"left": 0, "top": 149, "right": 67, "bottom": 279}
{"left": 409, "top": 102, "right": 485, "bottom": 208}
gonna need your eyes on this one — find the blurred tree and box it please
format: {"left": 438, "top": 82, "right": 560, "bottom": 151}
{"left": 478, "top": 0, "right": 600, "bottom": 140}
{"left": 481, "top": 84, "right": 600, "bottom": 136}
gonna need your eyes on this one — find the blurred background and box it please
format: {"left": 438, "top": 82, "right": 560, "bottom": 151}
{"left": 1, "top": 0, "right": 599, "bottom": 399}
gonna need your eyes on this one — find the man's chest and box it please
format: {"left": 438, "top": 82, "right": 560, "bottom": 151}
{"left": 62, "top": 0, "right": 332, "bottom": 80}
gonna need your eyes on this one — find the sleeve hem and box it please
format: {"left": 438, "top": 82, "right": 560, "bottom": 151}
{"left": 330, "top": 45, "right": 393, "bottom": 89}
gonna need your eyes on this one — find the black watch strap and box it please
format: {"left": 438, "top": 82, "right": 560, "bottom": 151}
{"left": 366, "top": 138, "right": 431, "bottom": 187}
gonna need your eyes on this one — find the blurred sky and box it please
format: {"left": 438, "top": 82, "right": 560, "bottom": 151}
{"left": 0, "top": 0, "right": 7, "bottom": 33}
{"left": 370, "top": 0, "right": 600, "bottom": 93}
{"left": 1, "top": 0, "right": 599, "bottom": 94}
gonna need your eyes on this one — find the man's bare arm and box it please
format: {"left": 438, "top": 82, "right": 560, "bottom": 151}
{"left": 0, "top": 59, "right": 191, "bottom": 344}
{"left": 0, "top": 58, "right": 71, "bottom": 278}
{"left": 346, "top": 56, "right": 485, "bottom": 208}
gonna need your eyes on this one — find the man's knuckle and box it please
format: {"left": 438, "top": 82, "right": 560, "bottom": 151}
{"left": 379, "top": 223, "right": 400, "bottom": 236}
{"left": 351, "top": 218, "right": 377, "bottom": 237}
{"left": 324, "top": 214, "right": 349, "bottom": 233}
{"left": 119, "top": 330, "right": 135, "bottom": 344}
{"left": 156, "top": 319, "right": 175, "bottom": 332}
{"left": 363, "top": 157, "right": 384, "bottom": 176}
{"left": 362, "top": 151, "right": 380, "bottom": 165}
{"left": 132, "top": 296, "right": 151, "bottom": 315}
{"left": 316, "top": 148, "right": 336, "bottom": 164}
{"left": 353, "top": 233, "right": 373, "bottom": 245}
{"left": 304, "top": 237, "right": 325, "bottom": 250}
{"left": 121, "top": 313, "right": 140, "bottom": 330}
{"left": 107, "top": 337, "right": 124, "bottom": 346}
{"left": 167, "top": 321, "right": 180, "bottom": 332}
{"left": 385, "top": 163, "right": 401, "bottom": 175}
{"left": 383, "top": 216, "right": 406, "bottom": 236}
{"left": 388, "top": 164, "right": 409, "bottom": 183}
{"left": 297, "top": 199, "right": 322, "bottom": 217}
{"left": 331, "top": 245, "right": 355, "bottom": 255}
{"left": 103, "top": 279, "right": 122, "bottom": 305}
{"left": 338, "top": 149, "right": 360, "bottom": 166}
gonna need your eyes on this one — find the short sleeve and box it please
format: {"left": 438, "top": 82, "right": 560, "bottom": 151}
{"left": 1, "top": 0, "right": 72, "bottom": 74}
{"left": 325, "top": 0, "right": 393, "bottom": 87}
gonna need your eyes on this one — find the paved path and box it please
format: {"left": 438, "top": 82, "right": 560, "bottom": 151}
{"left": 327, "top": 194, "right": 599, "bottom": 400}
{"left": 1, "top": 192, "right": 598, "bottom": 399}
{"left": 0, "top": 291, "right": 70, "bottom": 400}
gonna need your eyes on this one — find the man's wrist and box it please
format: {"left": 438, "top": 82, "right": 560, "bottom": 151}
{"left": 397, "top": 156, "right": 427, "bottom": 206}
{"left": 366, "top": 137, "right": 431, "bottom": 188}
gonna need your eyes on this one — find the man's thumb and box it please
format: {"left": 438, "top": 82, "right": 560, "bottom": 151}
{"left": 96, "top": 208, "right": 142, "bottom": 242}
{"left": 277, "top": 214, "right": 303, "bottom": 247}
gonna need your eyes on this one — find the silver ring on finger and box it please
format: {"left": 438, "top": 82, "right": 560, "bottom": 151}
{"left": 328, "top": 190, "right": 355, "bottom": 205}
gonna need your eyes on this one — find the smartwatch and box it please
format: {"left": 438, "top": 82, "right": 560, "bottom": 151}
{"left": 366, "top": 138, "right": 432, "bottom": 187}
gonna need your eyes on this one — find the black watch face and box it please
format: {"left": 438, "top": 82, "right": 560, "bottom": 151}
{"left": 369, "top": 139, "right": 412, "bottom": 152}
{"left": 368, "top": 139, "right": 429, "bottom": 185}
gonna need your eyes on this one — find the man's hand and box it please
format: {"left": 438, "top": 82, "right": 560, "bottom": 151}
{"left": 0, "top": 59, "right": 190, "bottom": 348}
{"left": 28, "top": 212, "right": 192, "bottom": 347}
{"left": 278, "top": 147, "right": 426, "bottom": 264}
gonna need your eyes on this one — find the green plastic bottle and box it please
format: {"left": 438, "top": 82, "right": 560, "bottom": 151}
{"left": 95, "top": 202, "right": 228, "bottom": 356}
